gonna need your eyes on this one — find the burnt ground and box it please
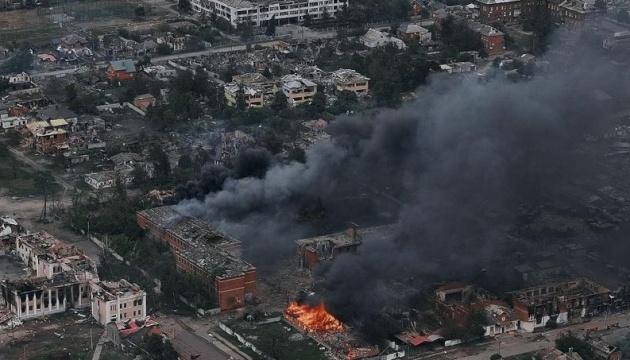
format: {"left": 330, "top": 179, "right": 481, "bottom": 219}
{"left": 0, "top": 312, "right": 102, "bottom": 360}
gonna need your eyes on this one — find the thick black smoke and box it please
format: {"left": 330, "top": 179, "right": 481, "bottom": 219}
{"left": 178, "top": 34, "right": 626, "bottom": 335}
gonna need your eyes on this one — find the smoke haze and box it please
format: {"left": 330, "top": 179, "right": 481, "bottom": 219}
{"left": 177, "top": 34, "right": 627, "bottom": 334}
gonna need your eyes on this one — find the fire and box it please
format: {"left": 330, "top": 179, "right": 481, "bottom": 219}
{"left": 285, "top": 301, "right": 344, "bottom": 333}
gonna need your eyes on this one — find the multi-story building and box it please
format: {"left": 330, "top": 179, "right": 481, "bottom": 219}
{"left": 90, "top": 279, "right": 146, "bottom": 326}
{"left": 281, "top": 74, "right": 317, "bottom": 106}
{"left": 190, "top": 0, "right": 348, "bottom": 28}
{"left": 475, "top": 0, "right": 521, "bottom": 23}
{"left": 330, "top": 69, "right": 370, "bottom": 95}
{"left": 175, "top": 246, "right": 256, "bottom": 311}
{"left": 137, "top": 206, "right": 252, "bottom": 311}
{"left": 137, "top": 206, "right": 241, "bottom": 257}
{"left": 511, "top": 278, "right": 611, "bottom": 332}
{"left": 2, "top": 232, "right": 98, "bottom": 321}
{"left": 469, "top": 22, "right": 505, "bottom": 55}
{"left": 224, "top": 83, "right": 265, "bottom": 108}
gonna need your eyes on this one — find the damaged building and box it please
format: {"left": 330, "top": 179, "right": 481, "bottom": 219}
{"left": 137, "top": 206, "right": 253, "bottom": 311}
{"left": 1, "top": 232, "right": 98, "bottom": 321}
{"left": 296, "top": 225, "right": 395, "bottom": 270}
{"left": 511, "top": 278, "right": 612, "bottom": 332}
{"left": 90, "top": 279, "right": 146, "bottom": 326}
{"left": 0, "top": 231, "right": 147, "bottom": 325}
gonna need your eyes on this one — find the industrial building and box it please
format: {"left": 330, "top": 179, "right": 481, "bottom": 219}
{"left": 137, "top": 206, "right": 254, "bottom": 311}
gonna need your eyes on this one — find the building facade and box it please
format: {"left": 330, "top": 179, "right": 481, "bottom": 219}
{"left": 191, "top": 0, "right": 348, "bottom": 28}
{"left": 90, "top": 279, "right": 146, "bottom": 326}
{"left": 475, "top": 0, "right": 521, "bottom": 23}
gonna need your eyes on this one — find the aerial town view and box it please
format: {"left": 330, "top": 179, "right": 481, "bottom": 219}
{"left": 2, "top": 0, "right": 630, "bottom": 359}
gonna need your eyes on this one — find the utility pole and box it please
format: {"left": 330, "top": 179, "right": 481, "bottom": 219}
{"left": 90, "top": 328, "right": 93, "bottom": 350}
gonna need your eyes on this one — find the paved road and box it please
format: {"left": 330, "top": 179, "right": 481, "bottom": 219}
{"left": 408, "top": 311, "right": 630, "bottom": 360}
{"left": 159, "top": 316, "right": 238, "bottom": 360}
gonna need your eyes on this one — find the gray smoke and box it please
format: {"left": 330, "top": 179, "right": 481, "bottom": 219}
{"left": 177, "top": 32, "right": 627, "bottom": 336}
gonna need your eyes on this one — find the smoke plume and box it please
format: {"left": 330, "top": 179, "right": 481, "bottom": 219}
{"left": 177, "top": 34, "right": 627, "bottom": 335}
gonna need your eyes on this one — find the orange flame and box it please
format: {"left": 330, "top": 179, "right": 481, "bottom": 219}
{"left": 285, "top": 301, "right": 344, "bottom": 333}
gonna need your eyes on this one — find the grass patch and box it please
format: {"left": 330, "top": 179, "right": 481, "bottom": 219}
{"left": 0, "top": 147, "right": 61, "bottom": 197}
{"left": 225, "top": 320, "right": 329, "bottom": 360}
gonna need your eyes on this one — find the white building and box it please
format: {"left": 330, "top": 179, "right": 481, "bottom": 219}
{"left": 90, "top": 279, "right": 147, "bottom": 326}
{"left": 3, "top": 72, "right": 31, "bottom": 84}
{"left": 360, "top": 28, "right": 407, "bottom": 50}
{"left": 281, "top": 74, "right": 318, "bottom": 106}
{"left": 191, "top": 0, "right": 348, "bottom": 28}
{"left": 1, "top": 116, "right": 28, "bottom": 129}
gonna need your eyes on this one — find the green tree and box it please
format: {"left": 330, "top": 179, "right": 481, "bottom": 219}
{"left": 238, "top": 21, "right": 254, "bottom": 42}
{"left": 308, "top": 91, "right": 327, "bottom": 116}
{"left": 266, "top": 16, "right": 277, "bottom": 36}
{"left": 134, "top": 5, "right": 145, "bottom": 17}
{"left": 156, "top": 43, "right": 172, "bottom": 55}
{"left": 178, "top": 154, "right": 192, "bottom": 169}
{"left": 555, "top": 333, "right": 594, "bottom": 359}
{"left": 131, "top": 165, "right": 149, "bottom": 189}
{"left": 271, "top": 91, "right": 288, "bottom": 112}
{"left": 149, "top": 144, "right": 171, "bottom": 184}
{"left": 178, "top": 0, "right": 191, "bottom": 12}
{"left": 0, "top": 51, "right": 33, "bottom": 75}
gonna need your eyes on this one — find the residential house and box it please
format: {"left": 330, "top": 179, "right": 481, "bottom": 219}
{"left": 330, "top": 69, "right": 370, "bottom": 95}
{"left": 469, "top": 22, "right": 505, "bottom": 55}
{"left": 224, "top": 83, "right": 264, "bottom": 108}
{"left": 24, "top": 121, "right": 69, "bottom": 154}
{"left": 133, "top": 94, "right": 156, "bottom": 112}
{"left": 1, "top": 116, "right": 27, "bottom": 130}
{"left": 107, "top": 59, "right": 137, "bottom": 82}
{"left": 398, "top": 23, "right": 432, "bottom": 44}
{"left": 281, "top": 75, "right": 317, "bottom": 106}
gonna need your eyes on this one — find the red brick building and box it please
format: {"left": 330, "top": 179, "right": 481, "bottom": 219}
{"left": 469, "top": 22, "right": 506, "bottom": 55}
{"left": 475, "top": 0, "right": 521, "bottom": 23}
{"left": 133, "top": 94, "right": 156, "bottom": 112}
{"left": 175, "top": 247, "right": 256, "bottom": 311}
{"left": 137, "top": 206, "right": 252, "bottom": 311}
{"left": 106, "top": 59, "right": 137, "bottom": 82}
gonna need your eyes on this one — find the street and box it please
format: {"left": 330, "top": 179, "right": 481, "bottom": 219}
{"left": 158, "top": 315, "right": 248, "bottom": 360}
{"left": 410, "top": 311, "right": 630, "bottom": 360}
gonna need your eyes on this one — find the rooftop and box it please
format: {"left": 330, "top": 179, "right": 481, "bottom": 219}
{"left": 178, "top": 245, "right": 254, "bottom": 279}
{"left": 331, "top": 69, "right": 370, "bottom": 84}
{"left": 168, "top": 216, "right": 241, "bottom": 250}
{"left": 110, "top": 59, "right": 137, "bottom": 73}
{"left": 91, "top": 279, "right": 145, "bottom": 302}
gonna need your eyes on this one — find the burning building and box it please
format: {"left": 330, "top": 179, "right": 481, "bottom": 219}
{"left": 283, "top": 297, "right": 381, "bottom": 360}
{"left": 285, "top": 301, "right": 345, "bottom": 333}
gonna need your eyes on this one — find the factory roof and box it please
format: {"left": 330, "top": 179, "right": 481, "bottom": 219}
{"left": 475, "top": 0, "right": 520, "bottom": 4}
{"left": 138, "top": 206, "right": 182, "bottom": 228}
{"left": 232, "top": 72, "right": 269, "bottom": 84}
{"left": 109, "top": 59, "right": 137, "bottom": 73}
{"left": 168, "top": 216, "right": 241, "bottom": 250}
{"left": 178, "top": 245, "right": 254, "bottom": 279}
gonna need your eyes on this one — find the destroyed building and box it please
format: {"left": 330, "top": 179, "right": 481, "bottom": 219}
{"left": 1, "top": 231, "right": 147, "bottom": 325}
{"left": 511, "top": 278, "right": 612, "bottom": 332}
{"left": 296, "top": 226, "right": 364, "bottom": 270}
{"left": 2, "top": 232, "right": 98, "bottom": 321}
{"left": 90, "top": 279, "right": 146, "bottom": 326}
{"left": 137, "top": 206, "right": 253, "bottom": 311}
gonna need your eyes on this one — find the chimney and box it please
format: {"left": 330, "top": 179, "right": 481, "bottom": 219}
{"left": 345, "top": 222, "right": 359, "bottom": 240}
